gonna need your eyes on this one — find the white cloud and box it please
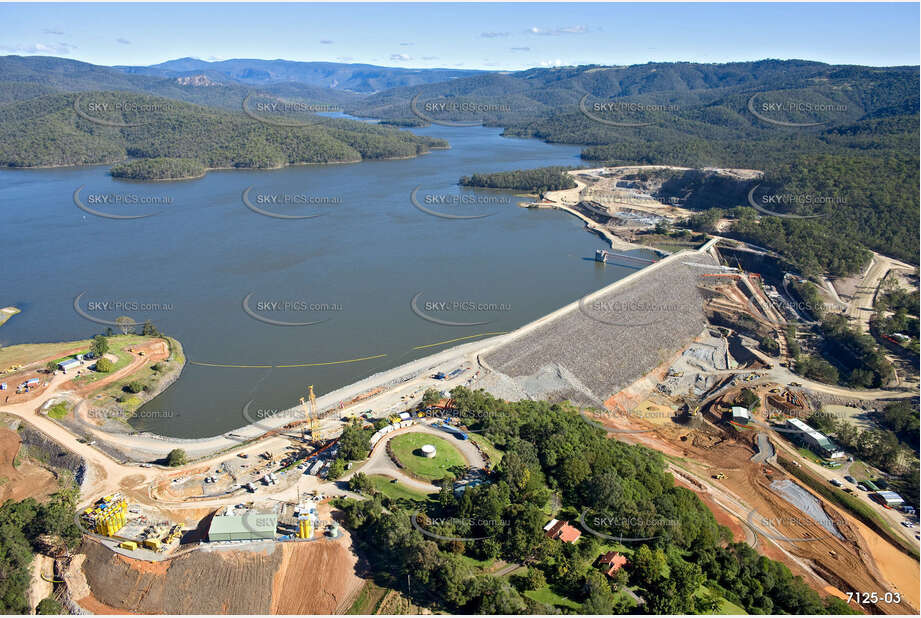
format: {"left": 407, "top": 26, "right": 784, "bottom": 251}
{"left": 390, "top": 53, "right": 412, "bottom": 61}
{"left": 539, "top": 59, "right": 565, "bottom": 67}
{"left": 480, "top": 31, "right": 509, "bottom": 38}
{"left": 400, "top": 42, "right": 414, "bottom": 46}
{"left": 421, "top": 56, "right": 438, "bottom": 61}
{"left": 0, "top": 41, "right": 77, "bottom": 54}
{"left": 337, "top": 56, "right": 354, "bottom": 62}
{"left": 510, "top": 47, "right": 531, "bottom": 52}
{"left": 43, "top": 28, "right": 65, "bottom": 35}
{"left": 528, "top": 25, "right": 589, "bottom": 36}
{"left": 116, "top": 38, "right": 131, "bottom": 45}
{"left": 320, "top": 39, "right": 334, "bottom": 44}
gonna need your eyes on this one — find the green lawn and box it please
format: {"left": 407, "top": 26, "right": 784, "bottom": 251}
{"left": 87, "top": 337, "right": 182, "bottom": 415}
{"left": 458, "top": 554, "right": 495, "bottom": 570}
{"left": 795, "top": 447, "right": 825, "bottom": 464}
{"left": 70, "top": 335, "right": 151, "bottom": 387}
{"left": 367, "top": 474, "right": 434, "bottom": 502}
{"left": 389, "top": 433, "right": 466, "bottom": 481}
{"left": 467, "top": 433, "right": 503, "bottom": 468}
{"left": 524, "top": 585, "right": 581, "bottom": 610}
{"left": 46, "top": 402, "right": 69, "bottom": 420}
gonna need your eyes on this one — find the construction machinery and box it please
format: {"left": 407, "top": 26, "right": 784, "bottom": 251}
{"left": 299, "top": 385, "right": 321, "bottom": 444}
{"left": 712, "top": 473, "right": 726, "bottom": 480}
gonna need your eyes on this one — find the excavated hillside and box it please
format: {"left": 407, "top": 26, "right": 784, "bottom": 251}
{"left": 73, "top": 537, "right": 363, "bottom": 614}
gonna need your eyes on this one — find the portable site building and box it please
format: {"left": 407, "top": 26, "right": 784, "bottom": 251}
{"left": 207, "top": 512, "right": 277, "bottom": 542}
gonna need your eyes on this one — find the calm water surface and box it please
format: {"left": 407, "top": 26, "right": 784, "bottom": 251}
{"left": 0, "top": 123, "right": 651, "bottom": 437}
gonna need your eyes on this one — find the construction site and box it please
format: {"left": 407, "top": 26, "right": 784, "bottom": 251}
{"left": 4, "top": 165, "right": 917, "bottom": 615}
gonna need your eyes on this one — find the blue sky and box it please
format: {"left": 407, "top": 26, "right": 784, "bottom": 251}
{"left": 1, "top": 2, "right": 918, "bottom": 69}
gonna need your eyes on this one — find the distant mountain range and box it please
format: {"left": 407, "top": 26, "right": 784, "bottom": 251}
{"left": 1, "top": 54, "right": 917, "bottom": 269}
{"left": 113, "top": 57, "right": 484, "bottom": 93}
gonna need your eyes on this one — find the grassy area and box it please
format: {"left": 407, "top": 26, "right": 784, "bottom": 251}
{"left": 389, "top": 433, "right": 466, "bottom": 482}
{"left": 848, "top": 460, "right": 872, "bottom": 481}
{"left": 45, "top": 402, "right": 69, "bottom": 420}
{"left": 88, "top": 336, "right": 183, "bottom": 415}
{"left": 795, "top": 447, "right": 825, "bottom": 464}
{"left": 0, "top": 339, "right": 91, "bottom": 371}
{"left": 524, "top": 585, "right": 581, "bottom": 610}
{"left": 467, "top": 433, "right": 503, "bottom": 468}
{"left": 346, "top": 580, "right": 389, "bottom": 615}
{"left": 70, "top": 335, "right": 151, "bottom": 387}
{"left": 779, "top": 456, "right": 919, "bottom": 561}
{"left": 367, "top": 474, "right": 434, "bottom": 502}
{"left": 458, "top": 554, "right": 495, "bottom": 570}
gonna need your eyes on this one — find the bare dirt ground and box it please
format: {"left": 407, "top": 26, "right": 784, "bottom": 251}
{"left": 270, "top": 538, "right": 365, "bottom": 614}
{"left": 26, "top": 553, "right": 54, "bottom": 613}
{"left": 76, "top": 538, "right": 277, "bottom": 614}
{"left": 73, "top": 529, "right": 364, "bottom": 615}
{"left": 0, "top": 426, "right": 59, "bottom": 501}
{"left": 593, "top": 410, "right": 918, "bottom": 615}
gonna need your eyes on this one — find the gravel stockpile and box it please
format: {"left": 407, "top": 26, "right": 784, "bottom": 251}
{"left": 481, "top": 255, "right": 715, "bottom": 406}
{"left": 770, "top": 479, "right": 844, "bottom": 540}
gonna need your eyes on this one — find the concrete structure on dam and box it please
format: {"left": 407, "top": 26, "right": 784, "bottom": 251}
{"left": 479, "top": 249, "right": 720, "bottom": 407}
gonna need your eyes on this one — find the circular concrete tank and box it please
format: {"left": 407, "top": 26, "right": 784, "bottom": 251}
{"left": 421, "top": 444, "right": 436, "bottom": 458}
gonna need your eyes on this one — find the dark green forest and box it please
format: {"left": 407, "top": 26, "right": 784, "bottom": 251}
{"left": 0, "top": 91, "right": 446, "bottom": 175}
{"left": 110, "top": 157, "right": 206, "bottom": 180}
{"left": 459, "top": 166, "right": 577, "bottom": 193}
{"left": 0, "top": 490, "right": 82, "bottom": 614}
{"left": 336, "top": 388, "right": 857, "bottom": 615}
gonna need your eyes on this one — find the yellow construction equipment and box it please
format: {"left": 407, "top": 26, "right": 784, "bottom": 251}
{"left": 712, "top": 473, "right": 726, "bottom": 480}
{"left": 119, "top": 541, "right": 138, "bottom": 550}
{"left": 143, "top": 538, "right": 162, "bottom": 551}
{"left": 84, "top": 493, "right": 128, "bottom": 537}
{"left": 300, "top": 385, "right": 320, "bottom": 442}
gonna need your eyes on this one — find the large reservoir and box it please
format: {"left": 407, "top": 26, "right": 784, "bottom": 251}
{"left": 0, "top": 122, "right": 651, "bottom": 437}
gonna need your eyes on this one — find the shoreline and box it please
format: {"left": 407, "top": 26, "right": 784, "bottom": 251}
{"left": 1, "top": 147, "right": 449, "bottom": 178}
{"left": 23, "top": 244, "right": 713, "bottom": 461}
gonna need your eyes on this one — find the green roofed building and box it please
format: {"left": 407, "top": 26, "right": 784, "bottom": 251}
{"left": 784, "top": 418, "right": 844, "bottom": 459}
{"left": 207, "top": 508, "right": 277, "bottom": 542}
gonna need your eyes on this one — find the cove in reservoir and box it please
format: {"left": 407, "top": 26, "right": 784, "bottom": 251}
{"left": 0, "top": 122, "right": 654, "bottom": 437}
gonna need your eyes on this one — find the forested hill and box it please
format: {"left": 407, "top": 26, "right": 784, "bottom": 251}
{"left": 0, "top": 91, "right": 446, "bottom": 175}
{"left": 351, "top": 60, "right": 919, "bottom": 270}
{"left": 348, "top": 60, "right": 918, "bottom": 125}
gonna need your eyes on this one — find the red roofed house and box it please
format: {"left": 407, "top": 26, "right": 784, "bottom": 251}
{"left": 598, "top": 551, "right": 628, "bottom": 577}
{"left": 543, "top": 518, "right": 581, "bottom": 543}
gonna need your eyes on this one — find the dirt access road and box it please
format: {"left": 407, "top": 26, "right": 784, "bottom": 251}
{"left": 595, "top": 409, "right": 918, "bottom": 614}
{"left": 844, "top": 252, "right": 914, "bottom": 335}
